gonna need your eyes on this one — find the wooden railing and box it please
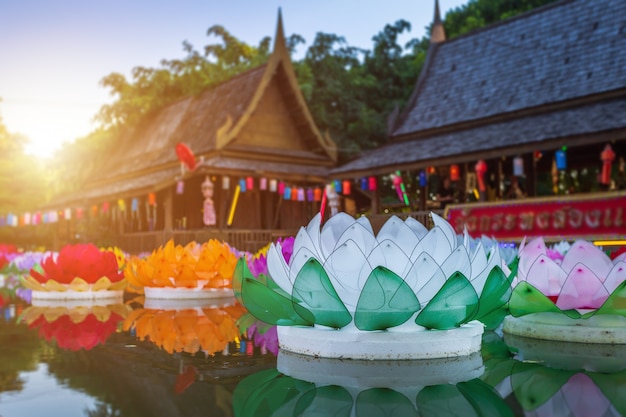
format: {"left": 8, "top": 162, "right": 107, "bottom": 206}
{"left": 111, "top": 210, "right": 444, "bottom": 254}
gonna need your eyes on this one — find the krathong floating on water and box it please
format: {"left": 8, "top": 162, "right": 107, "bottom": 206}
{"left": 124, "top": 239, "right": 238, "bottom": 299}
{"left": 504, "top": 237, "right": 626, "bottom": 343}
{"left": 20, "top": 244, "right": 126, "bottom": 300}
{"left": 234, "top": 212, "right": 511, "bottom": 359}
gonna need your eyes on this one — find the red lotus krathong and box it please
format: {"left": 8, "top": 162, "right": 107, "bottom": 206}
{"left": 21, "top": 244, "right": 126, "bottom": 299}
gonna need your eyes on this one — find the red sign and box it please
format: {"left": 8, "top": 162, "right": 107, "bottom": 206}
{"left": 446, "top": 192, "right": 626, "bottom": 241}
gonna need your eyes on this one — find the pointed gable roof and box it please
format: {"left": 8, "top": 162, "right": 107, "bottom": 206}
{"left": 56, "top": 10, "right": 336, "bottom": 206}
{"left": 333, "top": 0, "right": 626, "bottom": 177}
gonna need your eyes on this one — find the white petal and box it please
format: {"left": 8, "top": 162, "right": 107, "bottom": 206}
{"left": 266, "top": 242, "right": 292, "bottom": 293}
{"left": 411, "top": 227, "right": 453, "bottom": 265}
{"left": 469, "top": 242, "right": 488, "bottom": 280}
{"left": 404, "top": 216, "right": 429, "bottom": 240}
{"left": 441, "top": 246, "right": 472, "bottom": 280}
{"left": 431, "top": 212, "right": 458, "bottom": 251}
{"left": 411, "top": 252, "right": 447, "bottom": 305}
{"left": 472, "top": 246, "right": 502, "bottom": 295}
{"left": 367, "top": 239, "right": 412, "bottom": 278}
{"left": 292, "top": 225, "right": 322, "bottom": 262}
{"left": 376, "top": 216, "right": 419, "bottom": 249}
{"left": 335, "top": 221, "right": 377, "bottom": 258}
{"left": 288, "top": 246, "right": 322, "bottom": 285}
{"left": 305, "top": 213, "right": 323, "bottom": 261}
{"left": 320, "top": 212, "right": 356, "bottom": 259}
{"left": 355, "top": 215, "right": 375, "bottom": 234}
{"left": 323, "top": 239, "right": 371, "bottom": 311}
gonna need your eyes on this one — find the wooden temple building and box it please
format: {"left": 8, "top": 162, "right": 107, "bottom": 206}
{"left": 43, "top": 12, "right": 337, "bottom": 252}
{"left": 332, "top": 0, "right": 626, "bottom": 217}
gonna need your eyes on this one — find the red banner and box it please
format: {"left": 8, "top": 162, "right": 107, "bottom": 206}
{"left": 446, "top": 192, "right": 626, "bottom": 241}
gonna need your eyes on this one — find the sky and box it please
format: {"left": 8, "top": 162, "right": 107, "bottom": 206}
{"left": 0, "top": 0, "right": 468, "bottom": 158}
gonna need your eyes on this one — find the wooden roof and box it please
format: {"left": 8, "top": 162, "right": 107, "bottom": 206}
{"left": 334, "top": 0, "right": 626, "bottom": 176}
{"left": 59, "top": 11, "right": 336, "bottom": 207}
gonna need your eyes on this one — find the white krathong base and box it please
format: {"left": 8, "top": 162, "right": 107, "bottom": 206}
{"left": 503, "top": 313, "right": 626, "bottom": 344}
{"left": 143, "top": 287, "right": 233, "bottom": 300}
{"left": 31, "top": 289, "right": 124, "bottom": 301}
{"left": 277, "top": 321, "right": 484, "bottom": 360}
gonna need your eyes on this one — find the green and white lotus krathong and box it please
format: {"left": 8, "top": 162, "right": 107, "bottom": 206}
{"left": 233, "top": 212, "right": 511, "bottom": 359}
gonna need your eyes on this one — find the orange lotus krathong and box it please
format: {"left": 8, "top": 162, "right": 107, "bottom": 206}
{"left": 124, "top": 239, "right": 238, "bottom": 299}
{"left": 21, "top": 244, "right": 126, "bottom": 300}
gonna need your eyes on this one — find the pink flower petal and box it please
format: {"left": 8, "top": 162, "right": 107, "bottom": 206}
{"left": 557, "top": 265, "right": 608, "bottom": 310}
{"left": 604, "top": 261, "right": 626, "bottom": 293}
{"left": 518, "top": 237, "right": 547, "bottom": 279}
{"left": 561, "top": 240, "right": 613, "bottom": 278}
{"left": 526, "top": 254, "right": 567, "bottom": 296}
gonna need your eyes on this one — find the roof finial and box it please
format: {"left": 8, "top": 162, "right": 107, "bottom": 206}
{"left": 273, "top": 7, "right": 286, "bottom": 52}
{"left": 431, "top": 0, "right": 446, "bottom": 44}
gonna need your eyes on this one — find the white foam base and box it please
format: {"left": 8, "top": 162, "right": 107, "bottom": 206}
{"left": 31, "top": 289, "right": 124, "bottom": 301}
{"left": 277, "top": 349, "right": 484, "bottom": 388}
{"left": 503, "top": 313, "right": 626, "bottom": 344}
{"left": 277, "top": 321, "right": 484, "bottom": 360}
{"left": 31, "top": 296, "right": 124, "bottom": 308}
{"left": 144, "top": 286, "right": 233, "bottom": 300}
{"left": 143, "top": 296, "right": 236, "bottom": 310}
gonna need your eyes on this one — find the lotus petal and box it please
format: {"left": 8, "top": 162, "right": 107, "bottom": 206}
{"left": 557, "top": 265, "right": 608, "bottom": 310}
{"left": 404, "top": 216, "right": 429, "bottom": 240}
{"left": 411, "top": 227, "right": 453, "bottom": 265}
{"left": 440, "top": 246, "right": 472, "bottom": 284}
{"left": 241, "top": 277, "right": 313, "bottom": 326}
{"left": 409, "top": 252, "right": 447, "bottom": 304}
{"left": 604, "top": 261, "right": 626, "bottom": 293}
{"left": 376, "top": 216, "right": 420, "bottom": 249}
{"left": 44, "top": 279, "right": 68, "bottom": 292}
{"left": 323, "top": 239, "right": 371, "bottom": 309}
{"left": 525, "top": 254, "right": 567, "bottom": 296}
{"left": 471, "top": 247, "right": 503, "bottom": 295}
{"left": 334, "top": 221, "right": 377, "bottom": 259}
{"left": 320, "top": 212, "right": 356, "bottom": 259}
{"left": 562, "top": 373, "right": 611, "bottom": 417}
{"left": 288, "top": 246, "right": 323, "bottom": 288}
{"left": 356, "top": 388, "right": 418, "bottom": 417}
{"left": 92, "top": 277, "right": 112, "bottom": 291}
{"left": 266, "top": 242, "right": 292, "bottom": 293}
{"left": 469, "top": 242, "right": 488, "bottom": 280}
{"left": 431, "top": 212, "right": 458, "bottom": 252}
{"left": 560, "top": 240, "right": 613, "bottom": 278}
{"left": 69, "top": 277, "right": 90, "bottom": 292}
{"left": 292, "top": 225, "right": 322, "bottom": 263}
{"left": 415, "top": 272, "right": 479, "bottom": 330}
{"left": 292, "top": 258, "right": 351, "bottom": 328}
{"left": 366, "top": 239, "right": 412, "bottom": 279}
{"left": 68, "top": 306, "right": 90, "bottom": 323}
{"left": 509, "top": 281, "right": 565, "bottom": 317}
{"left": 23, "top": 275, "right": 46, "bottom": 291}
{"left": 354, "top": 266, "right": 420, "bottom": 330}
{"left": 517, "top": 237, "right": 548, "bottom": 279}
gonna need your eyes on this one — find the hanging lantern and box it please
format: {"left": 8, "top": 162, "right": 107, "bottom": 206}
{"left": 306, "top": 188, "right": 314, "bottom": 202}
{"left": 117, "top": 200, "right": 126, "bottom": 212}
{"left": 148, "top": 193, "right": 156, "bottom": 206}
{"left": 91, "top": 205, "right": 98, "bottom": 216}
{"left": 176, "top": 180, "right": 185, "bottom": 194}
{"left": 291, "top": 187, "right": 299, "bottom": 201}
{"left": 131, "top": 198, "right": 139, "bottom": 212}
{"left": 23, "top": 212, "right": 31, "bottom": 225}
{"left": 475, "top": 160, "right": 487, "bottom": 192}
{"left": 513, "top": 156, "right": 525, "bottom": 177}
{"left": 334, "top": 179, "right": 342, "bottom": 193}
{"left": 534, "top": 151, "right": 543, "bottom": 161}
{"left": 222, "top": 176, "right": 230, "bottom": 190}
{"left": 368, "top": 176, "right": 377, "bottom": 191}
{"left": 360, "top": 177, "right": 368, "bottom": 191}
{"left": 269, "top": 179, "right": 278, "bottom": 192}
{"left": 283, "top": 186, "right": 292, "bottom": 200}
{"left": 75, "top": 208, "right": 84, "bottom": 219}
{"left": 278, "top": 181, "right": 285, "bottom": 195}
{"left": 259, "top": 177, "right": 268, "bottom": 190}
{"left": 419, "top": 171, "right": 427, "bottom": 187}
{"left": 313, "top": 187, "right": 322, "bottom": 202}
{"left": 601, "top": 144, "right": 615, "bottom": 185}
{"left": 342, "top": 180, "right": 351, "bottom": 195}
{"left": 555, "top": 149, "right": 567, "bottom": 170}
{"left": 64, "top": 208, "right": 72, "bottom": 219}
{"left": 239, "top": 178, "right": 247, "bottom": 192}
{"left": 450, "top": 164, "right": 460, "bottom": 181}
{"left": 297, "top": 188, "right": 305, "bottom": 201}
{"left": 246, "top": 176, "right": 254, "bottom": 190}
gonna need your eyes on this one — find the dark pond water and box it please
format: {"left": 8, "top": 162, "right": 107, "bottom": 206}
{"left": 1, "top": 297, "right": 625, "bottom": 417}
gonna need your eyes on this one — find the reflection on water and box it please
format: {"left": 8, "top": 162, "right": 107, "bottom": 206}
{"left": 2, "top": 291, "right": 626, "bottom": 416}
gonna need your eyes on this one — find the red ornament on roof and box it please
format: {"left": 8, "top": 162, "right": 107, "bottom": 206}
{"left": 175, "top": 143, "right": 197, "bottom": 172}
